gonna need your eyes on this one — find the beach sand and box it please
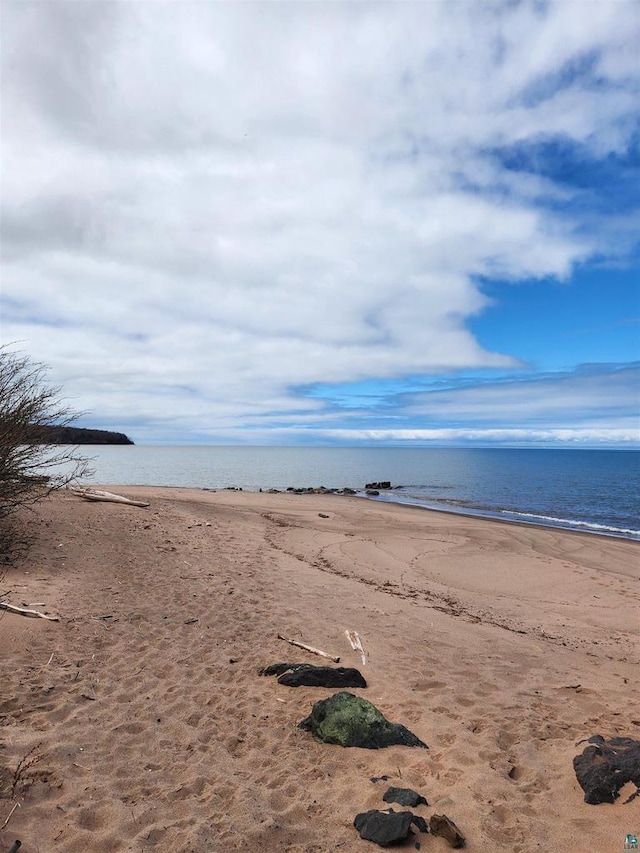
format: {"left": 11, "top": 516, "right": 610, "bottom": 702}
{"left": 1, "top": 486, "right": 638, "bottom": 852}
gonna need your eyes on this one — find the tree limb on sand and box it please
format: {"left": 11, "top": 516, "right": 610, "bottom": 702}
{"left": 0, "top": 602, "right": 59, "bottom": 621}
{"left": 1, "top": 802, "right": 20, "bottom": 831}
{"left": 70, "top": 487, "right": 149, "bottom": 507}
{"left": 277, "top": 634, "right": 340, "bottom": 663}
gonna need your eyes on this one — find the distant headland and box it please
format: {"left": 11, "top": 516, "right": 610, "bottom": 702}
{"left": 35, "top": 426, "right": 134, "bottom": 445}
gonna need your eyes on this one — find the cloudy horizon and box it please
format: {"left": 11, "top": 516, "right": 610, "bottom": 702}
{"left": 2, "top": 1, "right": 639, "bottom": 446}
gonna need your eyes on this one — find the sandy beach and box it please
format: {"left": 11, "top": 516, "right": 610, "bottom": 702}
{"left": 1, "top": 486, "right": 638, "bottom": 852}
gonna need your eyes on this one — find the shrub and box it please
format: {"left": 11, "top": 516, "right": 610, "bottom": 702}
{"left": 0, "top": 347, "right": 91, "bottom": 555}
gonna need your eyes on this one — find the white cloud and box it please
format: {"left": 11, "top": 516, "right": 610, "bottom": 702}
{"left": 397, "top": 366, "right": 640, "bottom": 424}
{"left": 318, "top": 428, "right": 640, "bottom": 446}
{"left": 1, "top": 1, "right": 638, "bottom": 441}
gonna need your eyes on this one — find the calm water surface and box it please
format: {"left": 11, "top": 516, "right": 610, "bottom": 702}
{"left": 75, "top": 446, "right": 640, "bottom": 541}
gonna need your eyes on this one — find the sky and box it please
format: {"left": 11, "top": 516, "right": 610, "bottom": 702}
{"left": 1, "top": 0, "right": 639, "bottom": 447}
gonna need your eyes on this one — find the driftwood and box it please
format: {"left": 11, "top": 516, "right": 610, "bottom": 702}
{"left": 346, "top": 629, "right": 367, "bottom": 666}
{"left": 71, "top": 487, "right": 149, "bottom": 508}
{"left": 0, "top": 602, "right": 59, "bottom": 621}
{"left": 1, "top": 802, "right": 20, "bottom": 831}
{"left": 276, "top": 634, "right": 340, "bottom": 663}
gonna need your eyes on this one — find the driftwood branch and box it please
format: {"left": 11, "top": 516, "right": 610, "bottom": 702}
{"left": 0, "top": 602, "right": 59, "bottom": 621}
{"left": 1, "top": 802, "right": 20, "bottom": 831}
{"left": 345, "top": 629, "right": 367, "bottom": 666}
{"left": 277, "top": 634, "right": 340, "bottom": 663}
{"left": 70, "top": 487, "right": 149, "bottom": 508}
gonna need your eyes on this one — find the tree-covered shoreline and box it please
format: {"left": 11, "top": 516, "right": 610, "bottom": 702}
{"left": 33, "top": 425, "right": 134, "bottom": 445}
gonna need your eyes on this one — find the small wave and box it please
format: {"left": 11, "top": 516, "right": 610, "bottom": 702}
{"left": 506, "top": 510, "right": 639, "bottom": 538}
{"left": 368, "top": 493, "right": 639, "bottom": 540}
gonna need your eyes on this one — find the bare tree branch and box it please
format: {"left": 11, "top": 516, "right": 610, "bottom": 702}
{"left": 0, "top": 347, "right": 92, "bottom": 553}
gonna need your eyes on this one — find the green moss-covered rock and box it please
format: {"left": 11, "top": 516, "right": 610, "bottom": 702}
{"left": 298, "top": 691, "right": 428, "bottom": 749}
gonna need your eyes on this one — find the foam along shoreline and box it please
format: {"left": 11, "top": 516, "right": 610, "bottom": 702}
{"left": 366, "top": 490, "right": 640, "bottom": 540}
{"left": 0, "top": 486, "right": 637, "bottom": 852}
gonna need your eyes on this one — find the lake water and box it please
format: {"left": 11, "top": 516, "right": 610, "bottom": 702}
{"left": 75, "top": 446, "right": 640, "bottom": 541}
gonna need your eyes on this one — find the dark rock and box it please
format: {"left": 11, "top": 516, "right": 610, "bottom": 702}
{"left": 573, "top": 735, "right": 640, "bottom": 804}
{"left": 260, "top": 663, "right": 367, "bottom": 689}
{"left": 284, "top": 485, "right": 344, "bottom": 495}
{"left": 365, "top": 481, "right": 392, "bottom": 490}
{"left": 280, "top": 667, "right": 366, "bottom": 689}
{"left": 298, "top": 692, "right": 427, "bottom": 749}
{"left": 366, "top": 489, "right": 380, "bottom": 496}
{"left": 382, "top": 787, "right": 428, "bottom": 808}
{"left": 342, "top": 487, "right": 357, "bottom": 495}
{"left": 354, "top": 809, "right": 414, "bottom": 847}
{"left": 429, "top": 814, "right": 465, "bottom": 848}
{"left": 260, "top": 663, "right": 295, "bottom": 677}
{"left": 410, "top": 815, "right": 428, "bottom": 834}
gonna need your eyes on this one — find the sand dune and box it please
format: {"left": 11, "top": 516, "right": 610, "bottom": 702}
{"left": 1, "top": 487, "right": 638, "bottom": 852}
